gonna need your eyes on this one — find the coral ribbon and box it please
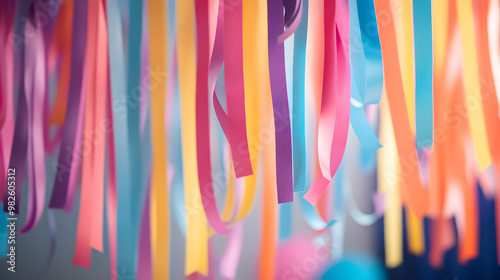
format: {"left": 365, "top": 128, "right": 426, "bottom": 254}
{"left": 374, "top": 0, "right": 429, "bottom": 218}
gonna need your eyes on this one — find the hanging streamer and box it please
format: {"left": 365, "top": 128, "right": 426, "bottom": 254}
{"left": 374, "top": 0, "right": 429, "bottom": 218}
{"left": 303, "top": 0, "right": 351, "bottom": 205}
{"left": 177, "top": 0, "right": 209, "bottom": 275}
{"left": 413, "top": 0, "right": 434, "bottom": 149}
{"left": 148, "top": 0, "right": 170, "bottom": 278}
{"left": 349, "top": 0, "right": 383, "bottom": 152}
{"left": 267, "top": 0, "right": 294, "bottom": 204}
{"left": 48, "top": 0, "right": 87, "bottom": 210}
{"left": 223, "top": 0, "right": 253, "bottom": 178}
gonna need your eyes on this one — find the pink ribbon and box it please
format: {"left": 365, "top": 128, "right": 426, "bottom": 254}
{"left": 195, "top": 0, "right": 229, "bottom": 234}
{"left": 223, "top": 0, "right": 253, "bottom": 178}
{"left": 303, "top": 0, "right": 351, "bottom": 205}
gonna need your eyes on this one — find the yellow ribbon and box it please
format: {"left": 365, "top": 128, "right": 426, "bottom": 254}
{"left": 396, "top": 0, "right": 424, "bottom": 256}
{"left": 177, "top": 0, "right": 209, "bottom": 275}
{"left": 148, "top": 1, "right": 169, "bottom": 279}
{"left": 378, "top": 90, "right": 403, "bottom": 268}
{"left": 456, "top": 0, "right": 492, "bottom": 170}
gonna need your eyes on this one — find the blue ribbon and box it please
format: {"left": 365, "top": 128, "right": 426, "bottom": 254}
{"left": 107, "top": 0, "right": 136, "bottom": 276}
{"left": 331, "top": 160, "right": 345, "bottom": 261}
{"left": 413, "top": 0, "right": 433, "bottom": 149}
{"left": 291, "top": 0, "right": 308, "bottom": 193}
{"left": 349, "top": 0, "right": 383, "bottom": 154}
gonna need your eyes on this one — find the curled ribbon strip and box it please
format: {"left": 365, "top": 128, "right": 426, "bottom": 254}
{"left": 195, "top": 0, "right": 228, "bottom": 235}
{"left": 303, "top": 0, "right": 351, "bottom": 205}
{"left": 349, "top": 0, "right": 383, "bottom": 152}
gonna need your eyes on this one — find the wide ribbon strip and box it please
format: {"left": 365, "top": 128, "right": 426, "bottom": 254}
{"left": 48, "top": 0, "right": 87, "bottom": 209}
{"left": 195, "top": 0, "right": 228, "bottom": 235}
{"left": 223, "top": 0, "right": 253, "bottom": 178}
{"left": 374, "top": 0, "right": 429, "bottom": 218}
{"left": 267, "top": 0, "right": 294, "bottom": 204}
{"left": 107, "top": 0, "right": 137, "bottom": 276}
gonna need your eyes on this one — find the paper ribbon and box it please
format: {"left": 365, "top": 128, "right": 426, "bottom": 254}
{"left": 413, "top": 0, "right": 434, "bottom": 149}
{"left": 397, "top": 0, "right": 425, "bottom": 257}
{"left": 291, "top": 0, "right": 308, "bottom": 193}
{"left": 73, "top": 0, "right": 107, "bottom": 267}
{"left": 267, "top": 0, "right": 294, "bottom": 204}
{"left": 475, "top": 0, "right": 500, "bottom": 265}
{"left": 3, "top": 0, "right": 30, "bottom": 214}
{"left": 303, "top": 0, "right": 351, "bottom": 205}
{"left": 456, "top": 0, "right": 492, "bottom": 171}
{"left": 20, "top": 7, "right": 46, "bottom": 234}
{"left": 374, "top": 0, "right": 429, "bottom": 218}
{"left": 126, "top": 0, "right": 144, "bottom": 255}
{"left": 223, "top": 0, "right": 253, "bottom": 178}
{"left": 378, "top": 91, "right": 402, "bottom": 268}
{"left": 177, "top": 0, "right": 209, "bottom": 275}
{"left": 148, "top": 0, "right": 170, "bottom": 278}
{"left": 195, "top": 0, "right": 229, "bottom": 236}
{"left": 107, "top": 0, "right": 139, "bottom": 276}
{"left": 349, "top": 0, "right": 383, "bottom": 152}
{"left": 48, "top": 0, "right": 87, "bottom": 209}
{"left": 105, "top": 73, "right": 118, "bottom": 280}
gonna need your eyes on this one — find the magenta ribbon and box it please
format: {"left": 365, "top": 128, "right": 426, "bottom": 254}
{"left": 20, "top": 13, "right": 47, "bottom": 233}
{"left": 267, "top": 0, "right": 294, "bottom": 204}
{"left": 303, "top": 0, "right": 351, "bottom": 205}
{"left": 3, "top": 1, "right": 31, "bottom": 213}
{"left": 223, "top": 0, "right": 253, "bottom": 178}
{"left": 49, "top": 0, "right": 87, "bottom": 209}
{"left": 195, "top": 0, "right": 228, "bottom": 234}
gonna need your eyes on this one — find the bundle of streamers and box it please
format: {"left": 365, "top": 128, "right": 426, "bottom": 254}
{"left": 2, "top": 0, "right": 500, "bottom": 279}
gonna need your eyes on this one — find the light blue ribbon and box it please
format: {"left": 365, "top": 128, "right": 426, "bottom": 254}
{"left": 107, "top": 0, "right": 136, "bottom": 276}
{"left": 331, "top": 160, "right": 345, "bottom": 261}
{"left": 349, "top": 0, "right": 384, "bottom": 173}
{"left": 291, "top": 0, "right": 308, "bottom": 192}
{"left": 413, "top": 0, "right": 433, "bottom": 149}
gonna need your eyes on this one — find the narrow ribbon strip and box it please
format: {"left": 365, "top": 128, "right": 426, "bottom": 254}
{"left": 177, "top": 0, "right": 209, "bottom": 274}
{"left": 291, "top": 0, "right": 308, "bottom": 192}
{"left": 148, "top": 0, "right": 170, "bottom": 278}
{"left": 413, "top": 0, "right": 434, "bottom": 149}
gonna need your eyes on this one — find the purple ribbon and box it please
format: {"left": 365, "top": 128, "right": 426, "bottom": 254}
{"left": 49, "top": 0, "right": 87, "bottom": 208}
{"left": 267, "top": 0, "right": 294, "bottom": 203}
{"left": 3, "top": 0, "right": 31, "bottom": 213}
